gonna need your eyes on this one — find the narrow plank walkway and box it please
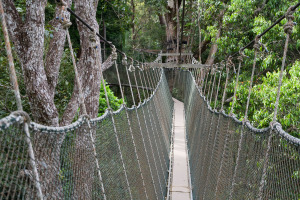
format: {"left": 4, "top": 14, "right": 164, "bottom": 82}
{"left": 170, "top": 98, "right": 191, "bottom": 200}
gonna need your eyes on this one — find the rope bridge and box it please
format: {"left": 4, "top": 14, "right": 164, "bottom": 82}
{"left": 174, "top": 69, "right": 300, "bottom": 199}
{"left": 0, "top": 68, "right": 174, "bottom": 199}
{"left": 1, "top": 1, "right": 300, "bottom": 200}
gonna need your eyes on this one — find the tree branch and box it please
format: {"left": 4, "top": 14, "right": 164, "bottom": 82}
{"left": 45, "top": 0, "right": 72, "bottom": 99}
{"left": 61, "top": 0, "right": 101, "bottom": 126}
{"left": 2, "top": 0, "right": 26, "bottom": 54}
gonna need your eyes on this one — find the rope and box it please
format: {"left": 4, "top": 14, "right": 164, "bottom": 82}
{"left": 66, "top": 27, "right": 107, "bottom": 199}
{"left": 229, "top": 37, "right": 260, "bottom": 200}
{"left": 133, "top": 67, "right": 168, "bottom": 193}
{"left": 12, "top": 111, "right": 44, "bottom": 200}
{"left": 206, "top": 66, "right": 214, "bottom": 99}
{"left": 0, "top": 1, "right": 43, "bottom": 199}
{"left": 136, "top": 64, "right": 165, "bottom": 198}
{"left": 213, "top": 62, "right": 224, "bottom": 110}
{"left": 138, "top": 66, "right": 169, "bottom": 155}
{"left": 203, "top": 67, "right": 211, "bottom": 96}
{"left": 0, "top": 0, "right": 22, "bottom": 110}
{"left": 66, "top": 31, "right": 87, "bottom": 115}
{"left": 244, "top": 36, "right": 260, "bottom": 121}
{"left": 230, "top": 51, "right": 245, "bottom": 114}
{"left": 220, "top": 62, "right": 230, "bottom": 111}
{"left": 97, "top": 46, "right": 134, "bottom": 199}
{"left": 257, "top": 7, "right": 295, "bottom": 199}
{"left": 230, "top": 2, "right": 300, "bottom": 58}
{"left": 209, "top": 64, "right": 218, "bottom": 104}
{"left": 62, "top": 3, "right": 143, "bottom": 64}
{"left": 113, "top": 58, "right": 149, "bottom": 199}
{"left": 123, "top": 56, "right": 159, "bottom": 199}
{"left": 273, "top": 7, "right": 295, "bottom": 122}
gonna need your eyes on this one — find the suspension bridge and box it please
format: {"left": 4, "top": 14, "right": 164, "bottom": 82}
{"left": 0, "top": 1, "right": 300, "bottom": 200}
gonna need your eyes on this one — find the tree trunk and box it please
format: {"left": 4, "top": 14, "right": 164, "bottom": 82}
{"left": 66, "top": 1, "right": 101, "bottom": 198}
{"left": 205, "top": 27, "right": 221, "bottom": 65}
{"left": 164, "top": 0, "right": 181, "bottom": 62}
{"left": 2, "top": 0, "right": 74, "bottom": 198}
{"left": 131, "top": 0, "right": 135, "bottom": 41}
{"left": 176, "top": 0, "right": 180, "bottom": 63}
{"left": 103, "top": 18, "right": 106, "bottom": 60}
{"left": 205, "top": 9, "right": 225, "bottom": 65}
{"left": 198, "top": 0, "right": 202, "bottom": 63}
{"left": 3, "top": 0, "right": 59, "bottom": 126}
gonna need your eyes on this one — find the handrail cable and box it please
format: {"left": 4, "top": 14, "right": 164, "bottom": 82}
{"left": 231, "top": 2, "right": 300, "bottom": 57}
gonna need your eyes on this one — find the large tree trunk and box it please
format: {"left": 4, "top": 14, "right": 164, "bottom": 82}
{"left": 65, "top": 1, "right": 101, "bottom": 198}
{"left": 3, "top": 0, "right": 59, "bottom": 126}
{"left": 205, "top": 9, "right": 225, "bottom": 65}
{"left": 2, "top": 0, "right": 73, "bottom": 198}
{"left": 205, "top": 27, "right": 221, "bottom": 65}
{"left": 163, "top": 0, "right": 182, "bottom": 62}
{"left": 131, "top": 0, "right": 135, "bottom": 41}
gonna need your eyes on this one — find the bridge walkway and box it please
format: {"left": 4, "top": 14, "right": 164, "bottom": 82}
{"left": 170, "top": 98, "right": 192, "bottom": 200}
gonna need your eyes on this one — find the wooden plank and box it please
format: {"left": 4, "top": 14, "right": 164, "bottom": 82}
{"left": 158, "top": 53, "right": 193, "bottom": 56}
{"left": 170, "top": 98, "right": 192, "bottom": 200}
{"left": 147, "top": 63, "right": 210, "bottom": 68}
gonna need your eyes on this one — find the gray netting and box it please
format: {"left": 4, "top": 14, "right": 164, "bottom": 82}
{"left": 174, "top": 69, "right": 300, "bottom": 200}
{"left": 0, "top": 69, "right": 174, "bottom": 199}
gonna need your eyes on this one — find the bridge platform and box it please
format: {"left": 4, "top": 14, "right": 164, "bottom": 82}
{"left": 170, "top": 98, "right": 192, "bottom": 200}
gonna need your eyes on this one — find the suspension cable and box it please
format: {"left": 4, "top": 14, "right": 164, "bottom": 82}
{"left": 230, "top": 2, "right": 300, "bottom": 58}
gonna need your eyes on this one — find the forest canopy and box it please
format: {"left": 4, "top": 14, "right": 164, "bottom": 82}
{"left": 0, "top": 0, "right": 299, "bottom": 137}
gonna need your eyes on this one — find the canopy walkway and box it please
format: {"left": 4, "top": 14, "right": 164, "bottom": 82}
{"left": 0, "top": 1, "right": 300, "bottom": 200}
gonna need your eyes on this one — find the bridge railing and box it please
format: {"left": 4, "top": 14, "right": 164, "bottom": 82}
{"left": 0, "top": 68, "right": 174, "bottom": 200}
{"left": 173, "top": 69, "right": 300, "bottom": 200}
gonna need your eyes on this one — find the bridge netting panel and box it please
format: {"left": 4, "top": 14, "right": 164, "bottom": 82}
{"left": 0, "top": 69, "right": 174, "bottom": 200}
{"left": 174, "top": 70, "right": 300, "bottom": 200}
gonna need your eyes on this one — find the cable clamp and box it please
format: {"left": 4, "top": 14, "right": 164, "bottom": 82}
{"left": 128, "top": 64, "right": 135, "bottom": 72}
{"left": 227, "top": 56, "right": 236, "bottom": 73}
{"left": 111, "top": 45, "right": 118, "bottom": 61}
{"left": 11, "top": 111, "right": 31, "bottom": 124}
{"left": 253, "top": 36, "right": 261, "bottom": 51}
{"left": 122, "top": 54, "right": 128, "bottom": 66}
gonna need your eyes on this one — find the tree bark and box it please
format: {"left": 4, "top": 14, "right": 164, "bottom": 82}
{"left": 205, "top": 9, "right": 225, "bottom": 65}
{"left": 165, "top": 0, "right": 181, "bottom": 62}
{"left": 45, "top": 2, "right": 72, "bottom": 99}
{"left": 2, "top": 1, "right": 74, "bottom": 198}
{"left": 60, "top": 51, "right": 115, "bottom": 126}
{"left": 3, "top": 0, "right": 59, "bottom": 126}
{"left": 131, "top": 0, "right": 135, "bottom": 41}
{"left": 205, "top": 27, "right": 221, "bottom": 65}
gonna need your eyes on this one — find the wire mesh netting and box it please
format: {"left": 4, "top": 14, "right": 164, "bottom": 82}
{"left": 174, "top": 69, "right": 300, "bottom": 200}
{"left": 0, "top": 69, "right": 174, "bottom": 200}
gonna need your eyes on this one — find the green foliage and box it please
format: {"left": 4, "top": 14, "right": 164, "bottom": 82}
{"left": 229, "top": 61, "right": 300, "bottom": 138}
{"left": 98, "top": 81, "right": 123, "bottom": 116}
